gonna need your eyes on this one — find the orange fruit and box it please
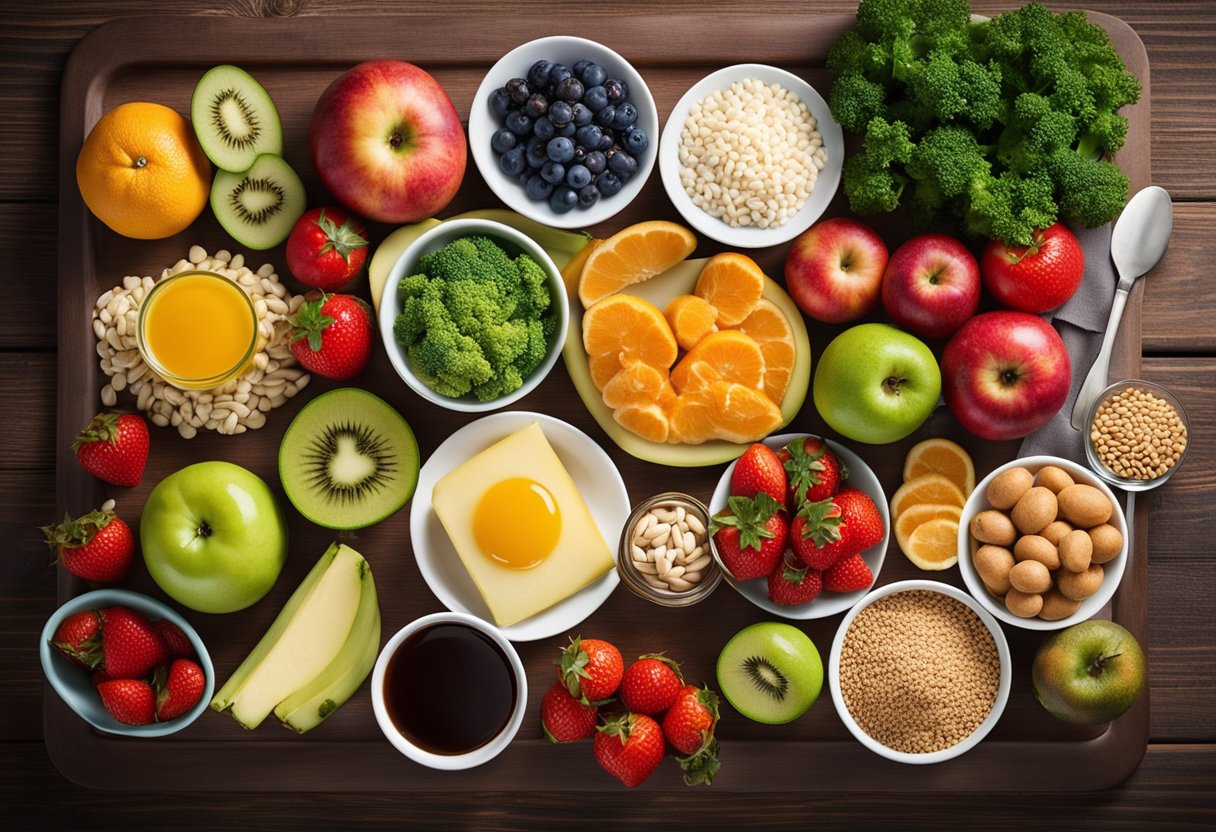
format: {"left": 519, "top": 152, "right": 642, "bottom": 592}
{"left": 903, "top": 438, "right": 976, "bottom": 496}
{"left": 665, "top": 294, "right": 718, "bottom": 351}
{"left": 669, "top": 330, "right": 766, "bottom": 393}
{"left": 76, "top": 102, "right": 212, "bottom": 240}
{"left": 577, "top": 221, "right": 697, "bottom": 308}
{"left": 613, "top": 401, "right": 670, "bottom": 444}
{"left": 583, "top": 293, "right": 678, "bottom": 373}
{"left": 601, "top": 357, "right": 668, "bottom": 409}
{"left": 902, "top": 518, "right": 961, "bottom": 571}
{"left": 889, "top": 473, "right": 967, "bottom": 520}
{"left": 694, "top": 252, "right": 766, "bottom": 326}
{"left": 731, "top": 299, "right": 797, "bottom": 404}
{"left": 894, "top": 503, "right": 963, "bottom": 555}
{"left": 560, "top": 238, "right": 603, "bottom": 295}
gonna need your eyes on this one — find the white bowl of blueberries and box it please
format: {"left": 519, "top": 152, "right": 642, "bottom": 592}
{"left": 469, "top": 35, "right": 658, "bottom": 229}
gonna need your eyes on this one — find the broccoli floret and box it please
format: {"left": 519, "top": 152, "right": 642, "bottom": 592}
{"left": 996, "top": 93, "right": 1077, "bottom": 174}
{"left": 828, "top": 72, "right": 888, "bottom": 135}
{"left": 907, "top": 126, "right": 991, "bottom": 197}
{"left": 842, "top": 117, "right": 915, "bottom": 215}
{"left": 964, "top": 169, "right": 1058, "bottom": 246}
{"left": 1048, "top": 151, "right": 1130, "bottom": 228}
{"left": 407, "top": 323, "right": 494, "bottom": 399}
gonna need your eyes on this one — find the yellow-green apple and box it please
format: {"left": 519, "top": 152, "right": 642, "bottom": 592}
{"left": 1032, "top": 620, "right": 1146, "bottom": 725}
{"left": 784, "top": 218, "right": 888, "bottom": 323}
{"left": 981, "top": 223, "right": 1085, "bottom": 313}
{"left": 942, "top": 311, "right": 1070, "bottom": 440}
{"left": 812, "top": 323, "right": 941, "bottom": 444}
{"left": 141, "top": 461, "right": 288, "bottom": 614}
{"left": 310, "top": 60, "right": 466, "bottom": 224}
{"left": 881, "top": 233, "right": 980, "bottom": 339}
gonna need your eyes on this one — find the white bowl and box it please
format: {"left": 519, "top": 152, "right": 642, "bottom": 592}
{"left": 469, "top": 35, "right": 658, "bottom": 229}
{"left": 829, "top": 580, "right": 1012, "bottom": 764}
{"left": 378, "top": 218, "right": 569, "bottom": 412}
{"left": 371, "top": 611, "right": 527, "bottom": 770}
{"left": 707, "top": 433, "right": 889, "bottom": 620}
{"left": 659, "top": 63, "right": 844, "bottom": 248}
{"left": 957, "top": 455, "right": 1129, "bottom": 631}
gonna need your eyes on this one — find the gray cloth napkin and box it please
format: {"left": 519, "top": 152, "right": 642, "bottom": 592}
{"left": 1018, "top": 222, "right": 1117, "bottom": 462}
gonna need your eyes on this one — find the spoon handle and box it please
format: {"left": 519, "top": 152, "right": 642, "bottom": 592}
{"left": 1070, "top": 286, "right": 1130, "bottom": 430}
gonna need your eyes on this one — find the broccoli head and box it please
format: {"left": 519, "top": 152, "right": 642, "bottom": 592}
{"left": 1048, "top": 151, "right": 1130, "bottom": 228}
{"left": 841, "top": 117, "right": 915, "bottom": 215}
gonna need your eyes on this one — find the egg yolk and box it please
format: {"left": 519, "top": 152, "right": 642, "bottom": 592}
{"left": 473, "top": 477, "right": 561, "bottom": 570}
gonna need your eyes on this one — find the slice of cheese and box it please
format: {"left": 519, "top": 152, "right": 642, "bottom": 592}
{"left": 432, "top": 422, "right": 615, "bottom": 627}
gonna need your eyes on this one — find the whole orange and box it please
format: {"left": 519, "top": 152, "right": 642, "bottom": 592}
{"left": 76, "top": 102, "right": 212, "bottom": 240}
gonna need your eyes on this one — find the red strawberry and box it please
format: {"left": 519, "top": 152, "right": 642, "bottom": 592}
{"left": 100, "top": 606, "right": 167, "bottom": 679}
{"left": 49, "top": 609, "right": 103, "bottom": 669}
{"left": 540, "top": 682, "right": 598, "bottom": 743}
{"left": 556, "top": 636, "right": 624, "bottom": 704}
{"left": 154, "top": 658, "right": 207, "bottom": 722}
{"left": 72, "top": 412, "right": 149, "bottom": 488}
{"left": 289, "top": 293, "right": 373, "bottom": 380}
{"left": 618, "top": 654, "right": 683, "bottom": 715}
{"left": 153, "top": 619, "right": 196, "bottom": 661}
{"left": 778, "top": 436, "right": 845, "bottom": 509}
{"left": 767, "top": 552, "right": 824, "bottom": 607}
{"left": 286, "top": 207, "right": 369, "bottom": 293}
{"left": 823, "top": 552, "right": 875, "bottom": 593}
{"left": 594, "top": 712, "right": 666, "bottom": 788}
{"left": 730, "top": 443, "right": 787, "bottom": 505}
{"left": 42, "top": 508, "right": 136, "bottom": 582}
{"left": 789, "top": 497, "right": 847, "bottom": 571}
{"left": 92, "top": 670, "right": 115, "bottom": 688}
{"left": 97, "top": 678, "right": 155, "bottom": 726}
{"left": 833, "top": 487, "right": 885, "bottom": 554}
{"left": 662, "top": 684, "right": 722, "bottom": 786}
{"left": 710, "top": 493, "right": 788, "bottom": 581}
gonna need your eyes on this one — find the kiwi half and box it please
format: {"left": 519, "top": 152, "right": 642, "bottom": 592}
{"left": 716, "top": 622, "right": 823, "bottom": 725}
{"left": 192, "top": 64, "right": 283, "bottom": 173}
{"left": 211, "top": 153, "right": 305, "bottom": 250}
{"left": 279, "top": 388, "right": 420, "bottom": 531}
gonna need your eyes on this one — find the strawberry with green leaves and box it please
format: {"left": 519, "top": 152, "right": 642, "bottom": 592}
{"left": 289, "top": 293, "right": 373, "bottom": 380}
{"left": 594, "top": 712, "right": 666, "bottom": 787}
{"left": 540, "top": 682, "right": 598, "bottom": 743}
{"left": 618, "top": 654, "right": 683, "bottom": 715}
{"left": 154, "top": 658, "right": 207, "bottom": 722}
{"left": 97, "top": 678, "right": 155, "bottom": 725}
{"left": 73, "top": 412, "right": 149, "bottom": 487}
{"left": 790, "top": 497, "right": 847, "bottom": 571}
{"left": 778, "top": 436, "right": 845, "bottom": 509}
{"left": 556, "top": 636, "right": 623, "bottom": 704}
{"left": 49, "top": 609, "right": 103, "bottom": 669}
{"left": 42, "top": 507, "right": 135, "bottom": 582}
{"left": 729, "top": 443, "right": 787, "bottom": 505}
{"left": 662, "top": 684, "right": 722, "bottom": 786}
{"left": 768, "top": 551, "right": 824, "bottom": 606}
{"left": 710, "top": 492, "right": 788, "bottom": 581}
{"left": 99, "top": 606, "right": 167, "bottom": 679}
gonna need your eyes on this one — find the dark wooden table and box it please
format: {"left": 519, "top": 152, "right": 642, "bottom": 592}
{"left": 4, "top": 0, "right": 1213, "bottom": 827}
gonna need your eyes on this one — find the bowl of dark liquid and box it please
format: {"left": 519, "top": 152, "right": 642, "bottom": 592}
{"left": 371, "top": 611, "right": 527, "bottom": 770}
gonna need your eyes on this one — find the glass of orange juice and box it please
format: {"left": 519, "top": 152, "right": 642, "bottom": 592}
{"left": 136, "top": 271, "right": 260, "bottom": 390}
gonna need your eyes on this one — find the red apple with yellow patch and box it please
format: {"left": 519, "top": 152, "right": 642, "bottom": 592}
{"left": 784, "top": 218, "right": 888, "bottom": 323}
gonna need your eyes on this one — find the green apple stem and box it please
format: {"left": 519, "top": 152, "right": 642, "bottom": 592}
{"left": 1088, "top": 652, "right": 1123, "bottom": 677}
{"left": 883, "top": 376, "right": 907, "bottom": 396}
{"left": 195, "top": 520, "right": 212, "bottom": 540}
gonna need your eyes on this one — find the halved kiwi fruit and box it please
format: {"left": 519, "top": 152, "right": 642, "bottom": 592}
{"left": 716, "top": 622, "right": 823, "bottom": 724}
{"left": 211, "top": 153, "right": 305, "bottom": 250}
{"left": 192, "top": 64, "right": 283, "bottom": 173}
{"left": 279, "top": 388, "right": 420, "bottom": 530}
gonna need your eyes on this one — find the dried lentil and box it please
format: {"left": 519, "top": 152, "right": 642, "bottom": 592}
{"left": 1090, "top": 386, "right": 1187, "bottom": 480}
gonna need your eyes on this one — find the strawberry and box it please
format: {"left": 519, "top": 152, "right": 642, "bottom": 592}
{"left": 92, "top": 670, "right": 115, "bottom": 688}
{"left": 823, "top": 552, "right": 875, "bottom": 593}
{"left": 662, "top": 684, "right": 722, "bottom": 786}
{"left": 540, "top": 682, "right": 598, "bottom": 743}
{"left": 833, "top": 487, "right": 885, "bottom": 554}
{"left": 97, "top": 678, "right": 155, "bottom": 726}
{"left": 767, "top": 552, "right": 823, "bottom": 607}
{"left": 594, "top": 712, "right": 666, "bottom": 788}
{"left": 153, "top": 619, "right": 196, "bottom": 661}
{"left": 618, "top": 654, "right": 683, "bottom": 715}
{"left": 49, "top": 609, "right": 103, "bottom": 669}
{"left": 710, "top": 492, "right": 788, "bottom": 581}
{"left": 789, "top": 497, "right": 847, "bottom": 571}
{"left": 729, "top": 443, "right": 787, "bottom": 505}
{"left": 42, "top": 508, "right": 135, "bottom": 582}
{"left": 286, "top": 207, "right": 369, "bottom": 293}
{"left": 100, "top": 606, "right": 167, "bottom": 679}
{"left": 154, "top": 658, "right": 207, "bottom": 722}
{"left": 556, "top": 636, "right": 624, "bottom": 704}
{"left": 289, "top": 293, "right": 373, "bottom": 380}
{"left": 72, "top": 412, "right": 149, "bottom": 488}
{"left": 778, "top": 436, "right": 845, "bottom": 509}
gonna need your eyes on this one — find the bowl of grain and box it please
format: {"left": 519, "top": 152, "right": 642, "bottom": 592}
{"left": 1085, "top": 379, "right": 1190, "bottom": 492}
{"left": 658, "top": 64, "right": 844, "bottom": 249}
{"left": 829, "top": 580, "right": 1011, "bottom": 764}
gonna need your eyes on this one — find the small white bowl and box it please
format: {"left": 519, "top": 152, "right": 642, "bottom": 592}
{"left": 659, "top": 63, "right": 844, "bottom": 248}
{"left": 468, "top": 35, "right": 658, "bottom": 228}
{"left": 371, "top": 611, "right": 527, "bottom": 770}
{"left": 378, "top": 218, "right": 569, "bottom": 412}
{"left": 829, "top": 580, "right": 1012, "bottom": 765}
{"left": 957, "top": 455, "right": 1129, "bottom": 631}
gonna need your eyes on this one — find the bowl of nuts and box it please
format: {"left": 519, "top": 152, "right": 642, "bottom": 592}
{"left": 1085, "top": 379, "right": 1190, "bottom": 491}
{"left": 958, "top": 456, "right": 1129, "bottom": 631}
{"left": 617, "top": 492, "right": 721, "bottom": 607}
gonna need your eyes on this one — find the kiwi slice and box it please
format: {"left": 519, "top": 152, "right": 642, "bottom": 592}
{"left": 279, "top": 388, "right": 420, "bottom": 530}
{"left": 211, "top": 153, "right": 305, "bottom": 250}
{"left": 716, "top": 622, "right": 823, "bottom": 724}
{"left": 192, "top": 64, "right": 283, "bottom": 173}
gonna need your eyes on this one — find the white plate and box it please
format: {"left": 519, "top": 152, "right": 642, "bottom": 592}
{"left": 708, "top": 433, "right": 890, "bottom": 619}
{"left": 409, "top": 411, "right": 627, "bottom": 641}
{"left": 659, "top": 63, "right": 844, "bottom": 249}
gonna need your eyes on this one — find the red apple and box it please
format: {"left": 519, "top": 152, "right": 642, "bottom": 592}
{"left": 784, "top": 218, "right": 888, "bottom": 323}
{"left": 310, "top": 60, "right": 466, "bottom": 224}
{"left": 881, "top": 233, "right": 980, "bottom": 339}
{"left": 942, "top": 311, "right": 1071, "bottom": 440}
{"left": 981, "top": 223, "right": 1085, "bottom": 313}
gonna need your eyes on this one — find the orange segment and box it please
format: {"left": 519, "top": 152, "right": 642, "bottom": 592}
{"left": 903, "top": 518, "right": 961, "bottom": 571}
{"left": 694, "top": 252, "right": 766, "bottom": 326}
{"left": 894, "top": 503, "right": 964, "bottom": 555}
{"left": 601, "top": 358, "right": 668, "bottom": 409}
{"left": 577, "top": 220, "right": 697, "bottom": 308}
{"left": 889, "top": 473, "right": 967, "bottom": 521}
{"left": 560, "top": 238, "right": 603, "bottom": 296}
{"left": 667, "top": 393, "right": 716, "bottom": 445}
{"left": 669, "top": 330, "right": 766, "bottom": 393}
{"left": 613, "top": 401, "right": 670, "bottom": 444}
{"left": 707, "top": 382, "right": 784, "bottom": 444}
{"left": 588, "top": 352, "right": 623, "bottom": 390}
{"left": 731, "top": 299, "right": 797, "bottom": 405}
{"left": 583, "top": 293, "right": 678, "bottom": 372}
{"left": 665, "top": 294, "right": 719, "bottom": 351}
{"left": 903, "top": 438, "right": 976, "bottom": 496}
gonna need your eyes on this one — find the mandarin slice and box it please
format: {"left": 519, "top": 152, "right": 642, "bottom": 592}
{"left": 588, "top": 352, "right": 623, "bottom": 390}
{"left": 582, "top": 293, "right": 678, "bottom": 371}
{"left": 893, "top": 503, "right": 964, "bottom": 555}
{"left": 601, "top": 358, "right": 668, "bottom": 409}
{"left": 731, "top": 299, "right": 797, "bottom": 404}
{"left": 903, "top": 438, "right": 976, "bottom": 496}
{"left": 667, "top": 392, "right": 717, "bottom": 445}
{"left": 694, "top": 251, "right": 766, "bottom": 326}
{"left": 669, "top": 330, "right": 766, "bottom": 393}
{"left": 613, "top": 400, "right": 670, "bottom": 444}
{"left": 903, "top": 518, "right": 962, "bottom": 571}
{"left": 707, "top": 382, "right": 783, "bottom": 444}
{"left": 577, "top": 220, "right": 696, "bottom": 308}
{"left": 665, "top": 294, "right": 719, "bottom": 351}
{"left": 889, "top": 473, "right": 967, "bottom": 520}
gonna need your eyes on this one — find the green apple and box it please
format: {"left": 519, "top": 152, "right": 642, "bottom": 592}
{"left": 717, "top": 622, "right": 823, "bottom": 724}
{"left": 1032, "top": 620, "right": 1146, "bottom": 725}
{"left": 141, "top": 461, "right": 288, "bottom": 614}
{"left": 813, "top": 323, "right": 941, "bottom": 444}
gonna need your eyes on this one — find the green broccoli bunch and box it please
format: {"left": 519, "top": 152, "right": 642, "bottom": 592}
{"left": 828, "top": 0, "right": 1141, "bottom": 245}
{"left": 393, "top": 236, "right": 556, "bottom": 401}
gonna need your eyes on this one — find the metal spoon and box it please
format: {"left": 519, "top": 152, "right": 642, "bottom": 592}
{"left": 1069, "top": 186, "right": 1174, "bottom": 430}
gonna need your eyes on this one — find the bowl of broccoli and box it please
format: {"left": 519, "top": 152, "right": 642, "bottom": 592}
{"left": 378, "top": 218, "right": 570, "bottom": 412}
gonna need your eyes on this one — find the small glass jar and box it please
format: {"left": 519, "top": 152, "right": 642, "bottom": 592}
{"left": 617, "top": 492, "right": 721, "bottom": 607}
{"left": 1084, "top": 379, "right": 1190, "bottom": 492}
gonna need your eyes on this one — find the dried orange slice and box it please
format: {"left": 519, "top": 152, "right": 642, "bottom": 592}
{"left": 903, "top": 438, "right": 976, "bottom": 496}
{"left": 583, "top": 293, "right": 678, "bottom": 372}
{"left": 731, "top": 299, "right": 797, "bottom": 405}
{"left": 894, "top": 503, "right": 963, "bottom": 555}
{"left": 601, "top": 358, "right": 668, "bottom": 410}
{"left": 889, "top": 473, "right": 967, "bottom": 520}
{"left": 665, "top": 294, "right": 718, "bottom": 351}
{"left": 694, "top": 252, "right": 766, "bottom": 326}
{"left": 613, "top": 401, "right": 670, "bottom": 444}
{"left": 577, "top": 220, "right": 696, "bottom": 308}
{"left": 669, "top": 330, "right": 766, "bottom": 393}
{"left": 902, "top": 518, "right": 961, "bottom": 571}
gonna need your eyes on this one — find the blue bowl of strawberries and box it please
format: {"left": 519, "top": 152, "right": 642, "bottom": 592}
{"left": 40, "top": 588, "right": 214, "bottom": 737}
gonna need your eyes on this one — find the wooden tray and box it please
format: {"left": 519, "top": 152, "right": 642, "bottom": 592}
{"left": 52, "top": 12, "right": 1151, "bottom": 791}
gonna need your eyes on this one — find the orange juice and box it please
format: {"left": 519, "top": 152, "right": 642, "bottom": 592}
{"left": 137, "top": 271, "right": 258, "bottom": 389}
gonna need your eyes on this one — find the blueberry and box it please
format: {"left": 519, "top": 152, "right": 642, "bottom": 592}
{"left": 584, "top": 150, "right": 606, "bottom": 174}
{"left": 579, "top": 63, "right": 607, "bottom": 88}
{"left": 583, "top": 85, "right": 608, "bottom": 113}
{"left": 505, "top": 111, "right": 533, "bottom": 136}
{"left": 519, "top": 171, "right": 532, "bottom": 186}
{"left": 578, "top": 183, "right": 601, "bottom": 207}
{"left": 548, "top": 100, "right": 573, "bottom": 126}
{"left": 499, "top": 146, "right": 526, "bottom": 176}
{"left": 604, "top": 78, "right": 627, "bottom": 104}
{"left": 490, "top": 128, "right": 517, "bottom": 154}
{"left": 555, "top": 77, "right": 584, "bottom": 103}
{"left": 558, "top": 122, "right": 577, "bottom": 139}
{"left": 596, "top": 171, "right": 624, "bottom": 197}
{"left": 573, "top": 59, "right": 591, "bottom": 75}
{"left": 541, "top": 160, "right": 566, "bottom": 185}
{"left": 489, "top": 88, "right": 512, "bottom": 119}
{"left": 575, "top": 124, "right": 602, "bottom": 148}
{"left": 612, "top": 103, "right": 638, "bottom": 130}
{"left": 566, "top": 164, "right": 592, "bottom": 189}
{"left": 547, "top": 136, "right": 575, "bottom": 163}
{"left": 594, "top": 104, "right": 616, "bottom": 128}
{"left": 548, "top": 64, "right": 573, "bottom": 86}
{"left": 532, "top": 117, "right": 556, "bottom": 141}
{"left": 608, "top": 149, "right": 637, "bottom": 178}
{"left": 571, "top": 103, "right": 593, "bottom": 128}
{"left": 526, "top": 137, "right": 550, "bottom": 169}
{"left": 549, "top": 185, "right": 579, "bottom": 214}
{"left": 623, "top": 126, "right": 649, "bottom": 155}
{"left": 527, "top": 60, "right": 554, "bottom": 90}
{"left": 597, "top": 132, "right": 615, "bottom": 151}
{"left": 505, "top": 78, "right": 530, "bottom": 105}
{"left": 572, "top": 144, "right": 587, "bottom": 164}
{"left": 525, "top": 174, "right": 554, "bottom": 200}
{"left": 523, "top": 94, "right": 548, "bottom": 119}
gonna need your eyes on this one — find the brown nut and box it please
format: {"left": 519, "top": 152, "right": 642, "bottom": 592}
{"left": 970, "top": 510, "right": 1017, "bottom": 546}
{"left": 1057, "top": 484, "right": 1113, "bottom": 528}
{"left": 1038, "top": 589, "right": 1083, "bottom": 621}
{"left": 1034, "top": 465, "right": 1075, "bottom": 494}
{"left": 1009, "top": 560, "right": 1053, "bottom": 594}
{"left": 1011, "top": 486, "right": 1058, "bottom": 535}
{"left": 1059, "top": 529, "right": 1094, "bottom": 573}
{"left": 1013, "top": 535, "right": 1060, "bottom": 570}
{"left": 987, "top": 466, "right": 1033, "bottom": 510}
{"left": 1088, "top": 524, "right": 1124, "bottom": 564}
{"left": 1005, "top": 588, "right": 1044, "bottom": 618}
{"left": 974, "top": 544, "right": 1015, "bottom": 595}
{"left": 1057, "top": 563, "right": 1105, "bottom": 601}
{"left": 1040, "top": 520, "right": 1074, "bottom": 546}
